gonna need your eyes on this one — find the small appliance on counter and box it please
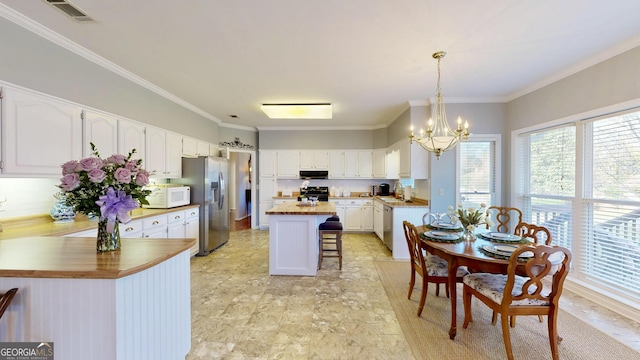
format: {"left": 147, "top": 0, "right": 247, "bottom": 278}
{"left": 379, "top": 183, "right": 390, "bottom": 196}
{"left": 143, "top": 184, "right": 191, "bottom": 209}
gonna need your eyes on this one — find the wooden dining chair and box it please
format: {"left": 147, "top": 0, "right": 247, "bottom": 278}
{"left": 402, "top": 221, "right": 469, "bottom": 317}
{"left": 462, "top": 245, "right": 572, "bottom": 360}
{"left": 0, "top": 288, "right": 18, "bottom": 319}
{"left": 491, "top": 222, "right": 553, "bottom": 325}
{"left": 516, "top": 222, "right": 552, "bottom": 245}
{"left": 485, "top": 206, "right": 523, "bottom": 234}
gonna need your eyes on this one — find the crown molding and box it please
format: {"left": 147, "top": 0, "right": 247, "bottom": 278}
{"left": 0, "top": 4, "right": 221, "bottom": 124}
{"left": 256, "top": 124, "right": 387, "bottom": 131}
{"left": 219, "top": 122, "right": 258, "bottom": 132}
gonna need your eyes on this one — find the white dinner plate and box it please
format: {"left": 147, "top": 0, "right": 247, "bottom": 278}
{"left": 431, "top": 222, "right": 457, "bottom": 229}
{"left": 494, "top": 245, "right": 518, "bottom": 253}
{"left": 486, "top": 232, "right": 521, "bottom": 241}
{"left": 482, "top": 245, "right": 533, "bottom": 258}
{"left": 426, "top": 231, "right": 459, "bottom": 240}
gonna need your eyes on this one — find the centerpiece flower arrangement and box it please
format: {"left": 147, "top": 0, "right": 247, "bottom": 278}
{"left": 57, "top": 143, "right": 152, "bottom": 252}
{"left": 447, "top": 203, "right": 493, "bottom": 241}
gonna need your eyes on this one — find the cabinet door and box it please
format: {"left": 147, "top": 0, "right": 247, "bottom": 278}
{"left": 276, "top": 151, "right": 300, "bottom": 178}
{"left": 83, "top": 111, "right": 117, "bottom": 157}
{"left": 182, "top": 137, "right": 197, "bottom": 157}
{"left": 398, "top": 140, "right": 411, "bottom": 178}
{"left": 362, "top": 205, "right": 374, "bottom": 231}
{"left": 167, "top": 222, "right": 186, "bottom": 238}
{"left": 196, "top": 140, "right": 209, "bottom": 156}
{"left": 165, "top": 132, "right": 183, "bottom": 178}
{"left": 185, "top": 212, "right": 200, "bottom": 256}
{"left": 259, "top": 150, "right": 277, "bottom": 177}
{"left": 345, "top": 206, "right": 362, "bottom": 230}
{"left": 344, "top": 151, "right": 359, "bottom": 178}
{"left": 3, "top": 88, "right": 82, "bottom": 175}
{"left": 358, "top": 151, "right": 372, "bottom": 178}
{"left": 259, "top": 200, "right": 273, "bottom": 228}
{"left": 118, "top": 119, "right": 145, "bottom": 162}
{"left": 372, "top": 149, "right": 387, "bottom": 178}
{"left": 145, "top": 126, "right": 167, "bottom": 177}
{"left": 329, "top": 151, "right": 345, "bottom": 178}
{"left": 259, "top": 177, "right": 276, "bottom": 202}
{"left": 209, "top": 144, "right": 220, "bottom": 157}
{"left": 374, "top": 206, "right": 383, "bottom": 238}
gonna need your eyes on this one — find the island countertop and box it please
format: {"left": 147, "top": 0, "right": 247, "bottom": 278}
{"left": 266, "top": 201, "right": 336, "bottom": 215}
{"left": 0, "top": 236, "right": 195, "bottom": 279}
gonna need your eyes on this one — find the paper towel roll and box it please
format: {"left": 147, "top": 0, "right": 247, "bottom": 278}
{"left": 404, "top": 185, "right": 412, "bottom": 200}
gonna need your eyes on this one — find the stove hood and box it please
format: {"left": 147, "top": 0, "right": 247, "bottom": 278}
{"left": 299, "top": 170, "right": 329, "bottom": 179}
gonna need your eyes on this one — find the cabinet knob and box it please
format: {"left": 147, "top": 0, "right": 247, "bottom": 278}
{"left": 125, "top": 227, "right": 134, "bottom": 232}
{"left": 175, "top": 215, "right": 181, "bottom": 220}
{"left": 153, "top": 221, "right": 159, "bottom": 225}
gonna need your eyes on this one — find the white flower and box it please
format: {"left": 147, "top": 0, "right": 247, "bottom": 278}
{"left": 466, "top": 224, "right": 475, "bottom": 232}
{"left": 480, "top": 203, "right": 487, "bottom": 208}
{"left": 447, "top": 205, "right": 454, "bottom": 211}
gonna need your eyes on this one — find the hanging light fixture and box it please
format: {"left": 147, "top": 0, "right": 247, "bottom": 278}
{"left": 409, "top": 51, "right": 470, "bottom": 159}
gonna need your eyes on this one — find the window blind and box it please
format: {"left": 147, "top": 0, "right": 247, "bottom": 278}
{"left": 459, "top": 141, "right": 495, "bottom": 206}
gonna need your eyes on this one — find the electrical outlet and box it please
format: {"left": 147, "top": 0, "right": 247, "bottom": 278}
{"left": 438, "top": 188, "right": 444, "bottom": 196}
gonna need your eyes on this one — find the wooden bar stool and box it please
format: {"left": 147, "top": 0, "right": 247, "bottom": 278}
{"left": 318, "top": 216, "right": 343, "bottom": 270}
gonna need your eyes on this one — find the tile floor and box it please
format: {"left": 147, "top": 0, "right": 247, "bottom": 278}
{"left": 186, "top": 229, "right": 640, "bottom": 359}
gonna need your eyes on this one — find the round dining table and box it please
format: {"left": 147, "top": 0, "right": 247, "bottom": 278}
{"left": 417, "top": 225, "right": 530, "bottom": 340}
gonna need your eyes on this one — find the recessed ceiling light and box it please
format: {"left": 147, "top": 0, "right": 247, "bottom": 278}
{"left": 260, "top": 103, "right": 332, "bottom": 119}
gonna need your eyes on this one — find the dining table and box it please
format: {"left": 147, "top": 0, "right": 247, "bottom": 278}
{"left": 416, "top": 225, "right": 532, "bottom": 340}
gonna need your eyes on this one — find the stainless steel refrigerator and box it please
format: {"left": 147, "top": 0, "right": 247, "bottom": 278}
{"left": 176, "top": 156, "right": 229, "bottom": 255}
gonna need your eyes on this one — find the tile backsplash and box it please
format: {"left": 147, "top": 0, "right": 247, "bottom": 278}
{"left": 0, "top": 178, "right": 60, "bottom": 219}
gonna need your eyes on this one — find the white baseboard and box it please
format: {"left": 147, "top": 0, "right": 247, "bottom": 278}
{"left": 564, "top": 277, "right": 640, "bottom": 323}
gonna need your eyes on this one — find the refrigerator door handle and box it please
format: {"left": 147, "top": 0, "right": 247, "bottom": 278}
{"left": 218, "top": 172, "right": 224, "bottom": 210}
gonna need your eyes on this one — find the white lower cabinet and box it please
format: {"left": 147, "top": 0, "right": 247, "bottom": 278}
{"left": 373, "top": 201, "right": 384, "bottom": 239}
{"left": 330, "top": 199, "right": 373, "bottom": 232}
{"left": 184, "top": 208, "right": 200, "bottom": 256}
{"left": 143, "top": 215, "right": 168, "bottom": 238}
{"left": 167, "top": 211, "right": 186, "bottom": 238}
{"left": 120, "top": 220, "right": 143, "bottom": 238}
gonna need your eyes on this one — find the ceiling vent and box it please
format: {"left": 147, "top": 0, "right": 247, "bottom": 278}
{"left": 44, "top": 0, "right": 95, "bottom": 22}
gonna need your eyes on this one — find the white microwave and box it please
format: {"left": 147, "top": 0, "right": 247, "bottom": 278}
{"left": 143, "top": 185, "right": 191, "bottom": 209}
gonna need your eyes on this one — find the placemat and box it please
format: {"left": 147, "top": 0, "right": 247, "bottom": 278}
{"left": 419, "top": 231, "right": 464, "bottom": 243}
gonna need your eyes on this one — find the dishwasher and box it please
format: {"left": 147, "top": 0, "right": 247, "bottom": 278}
{"left": 383, "top": 205, "right": 393, "bottom": 251}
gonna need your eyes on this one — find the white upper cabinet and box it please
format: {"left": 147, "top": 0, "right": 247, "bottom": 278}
{"left": 196, "top": 140, "right": 210, "bottom": 156}
{"left": 372, "top": 149, "right": 387, "bottom": 178}
{"left": 165, "top": 131, "right": 182, "bottom": 178}
{"left": 329, "top": 151, "right": 346, "bottom": 178}
{"left": 259, "top": 150, "right": 277, "bottom": 177}
{"left": 182, "top": 136, "right": 197, "bottom": 157}
{"left": 2, "top": 87, "right": 82, "bottom": 175}
{"left": 397, "top": 139, "right": 429, "bottom": 179}
{"left": 146, "top": 126, "right": 182, "bottom": 178}
{"left": 276, "top": 150, "right": 299, "bottom": 179}
{"left": 299, "top": 150, "right": 329, "bottom": 170}
{"left": 83, "top": 110, "right": 117, "bottom": 157}
{"left": 117, "top": 119, "right": 146, "bottom": 162}
{"left": 344, "top": 150, "right": 372, "bottom": 178}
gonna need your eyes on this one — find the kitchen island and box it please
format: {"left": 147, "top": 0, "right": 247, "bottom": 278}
{"left": 0, "top": 236, "right": 194, "bottom": 360}
{"left": 266, "top": 201, "right": 336, "bottom": 276}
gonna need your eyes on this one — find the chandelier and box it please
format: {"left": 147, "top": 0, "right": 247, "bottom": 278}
{"left": 409, "top": 51, "right": 470, "bottom": 159}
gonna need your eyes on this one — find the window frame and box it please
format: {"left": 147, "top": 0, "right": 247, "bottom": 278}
{"left": 455, "top": 134, "right": 502, "bottom": 207}
{"left": 511, "top": 98, "right": 640, "bottom": 322}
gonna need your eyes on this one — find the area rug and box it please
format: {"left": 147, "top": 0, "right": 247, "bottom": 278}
{"left": 375, "top": 260, "right": 640, "bottom": 360}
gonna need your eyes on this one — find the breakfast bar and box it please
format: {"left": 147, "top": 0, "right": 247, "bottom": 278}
{"left": 266, "top": 201, "right": 336, "bottom": 276}
{"left": 0, "top": 236, "right": 195, "bottom": 360}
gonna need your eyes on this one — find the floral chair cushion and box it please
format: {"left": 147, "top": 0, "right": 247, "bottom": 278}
{"left": 463, "top": 273, "right": 550, "bottom": 306}
{"left": 425, "top": 254, "right": 470, "bottom": 277}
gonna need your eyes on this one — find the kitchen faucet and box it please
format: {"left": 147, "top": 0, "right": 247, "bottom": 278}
{"left": 393, "top": 180, "right": 403, "bottom": 200}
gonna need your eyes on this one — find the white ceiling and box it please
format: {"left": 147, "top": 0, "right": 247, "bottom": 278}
{"left": 2, "top": 0, "right": 640, "bottom": 130}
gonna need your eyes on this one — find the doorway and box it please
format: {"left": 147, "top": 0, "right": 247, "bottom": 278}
{"left": 226, "top": 148, "right": 256, "bottom": 231}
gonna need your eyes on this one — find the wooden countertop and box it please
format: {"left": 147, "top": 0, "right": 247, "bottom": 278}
{"left": 266, "top": 201, "right": 337, "bottom": 215}
{"left": 0, "top": 236, "right": 195, "bottom": 279}
{"left": 0, "top": 205, "right": 200, "bottom": 240}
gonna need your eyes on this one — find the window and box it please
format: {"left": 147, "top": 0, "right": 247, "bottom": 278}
{"left": 515, "top": 108, "right": 640, "bottom": 305}
{"left": 457, "top": 135, "right": 500, "bottom": 208}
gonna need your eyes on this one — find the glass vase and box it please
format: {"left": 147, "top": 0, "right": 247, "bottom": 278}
{"left": 462, "top": 227, "right": 477, "bottom": 242}
{"left": 97, "top": 219, "right": 121, "bottom": 252}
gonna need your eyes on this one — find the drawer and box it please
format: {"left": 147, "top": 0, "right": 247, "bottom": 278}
{"left": 143, "top": 215, "right": 168, "bottom": 229}
{"left": 167, "top": 210, "right": 186, "bottom": 224}
{"left": 120, "top": 220, "right": 143, "bottom": 235}
{"left": 274, "top": 199, "right": 296, "bottom": 205}
{"left": 185, "top": 207, "right": 199, "bottom": 219}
